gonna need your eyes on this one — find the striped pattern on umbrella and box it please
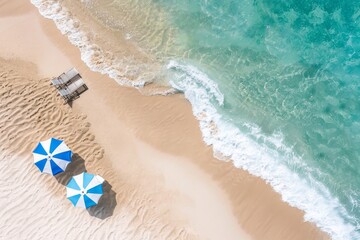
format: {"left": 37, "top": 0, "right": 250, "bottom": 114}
{"left": 66, "top": 172, "right": 104, "bottom": 209}
{"left": 33, "top": 138, "right": 72, "bottom": 176}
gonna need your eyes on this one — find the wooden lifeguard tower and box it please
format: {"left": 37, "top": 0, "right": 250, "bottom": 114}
{"left": 51, "top": 68, "right": 88, "bottom": 103}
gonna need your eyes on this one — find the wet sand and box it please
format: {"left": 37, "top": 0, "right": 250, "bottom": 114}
{"left": 0, "top": 1, "right": 329, "bottom": 239}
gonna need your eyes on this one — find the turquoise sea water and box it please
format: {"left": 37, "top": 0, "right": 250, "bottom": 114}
{"left": 32, "top": 0, "right": 360, "bottom": 238}
{"left": 164, "top": 1, "right": 360, "bottom": 238}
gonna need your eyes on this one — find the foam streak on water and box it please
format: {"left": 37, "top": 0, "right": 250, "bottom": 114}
{"left": 31, "top": 0, "right": 360, "bottom": 239}
{"left": 31, "top": 0, "right": 149, "bottom": 87}
{"left": 168, "top": 60, "right": 359, "bottom": 240}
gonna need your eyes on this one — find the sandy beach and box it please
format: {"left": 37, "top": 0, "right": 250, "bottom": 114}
{"left": 0, "top": 1, "right": 329, "bottom": 239}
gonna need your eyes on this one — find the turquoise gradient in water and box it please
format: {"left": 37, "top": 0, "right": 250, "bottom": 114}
{"left": 150, "top": 0, "right": 360, "bottom": 238}
{"left": 52, "top": 0, "right": 360, "bottom": 238}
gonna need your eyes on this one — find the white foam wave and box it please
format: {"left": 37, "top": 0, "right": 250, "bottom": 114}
{"left": 30, "top": 0, "right": 359, "bottom": 237}
{"left": 31, "top": 0, "right": 150, "bottom": 87}
{"left": 167, "top": 60, "right": 360, "bottom": 240}
{"left": 168, "top": 60, "right": 224, "bottom": 106}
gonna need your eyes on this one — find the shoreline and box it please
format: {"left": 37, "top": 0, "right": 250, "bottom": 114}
{"left": 0, "top": 1, "right": 329, "bottom": 239}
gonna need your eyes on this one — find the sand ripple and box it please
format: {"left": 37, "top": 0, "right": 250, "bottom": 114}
{"left": 0, "top": 58, "right": 197, "bottom": 240}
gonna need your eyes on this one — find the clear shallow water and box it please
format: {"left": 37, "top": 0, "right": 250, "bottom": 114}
{"left": 32, "top": 0, "right": 360, "bottom": 238}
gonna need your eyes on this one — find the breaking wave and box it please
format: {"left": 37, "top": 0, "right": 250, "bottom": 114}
{"left": 31, "top": 0, "right": 155, "bottom": 87}
{"left": 167, "top": 60, "right": 360, "bottom": 240}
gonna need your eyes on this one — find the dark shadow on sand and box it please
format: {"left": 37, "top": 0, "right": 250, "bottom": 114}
{"left": 55, "top": 153, "right": 86, "bottom": 185}
{"left": 65, "top": 85, "right": 88, "bottom": 108}
{"left": 55, "top": 154, "right": 117, "bottom": 219}
{"left": 87, "top": 181, "right": 117, "bottom": 219}
{"left": 67, "top": 100, "right": 73, "bottom": 108}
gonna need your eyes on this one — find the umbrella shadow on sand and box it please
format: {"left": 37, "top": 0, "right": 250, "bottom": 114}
{"left": 55, "top": 153, "right": 86, "bottom": 186}
{"left": 55, "top": 153, "right": 117, "bottom": 219}
{"left": 87, "top": 181, "right": 117, "bottom": 219}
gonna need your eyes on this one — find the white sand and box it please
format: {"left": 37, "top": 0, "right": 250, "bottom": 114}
{"left": 0, "top": 1, "right": 329, "bottom": 240}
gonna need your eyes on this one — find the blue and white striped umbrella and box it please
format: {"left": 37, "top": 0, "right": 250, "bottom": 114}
{"left": 33, "top": 138, "right": 72, "bottom": 176}
{"left": 66, "top": 172, "right": 104, "bottom": 209}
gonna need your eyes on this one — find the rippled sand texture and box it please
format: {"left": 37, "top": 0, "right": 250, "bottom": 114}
{"left": 0, "top": 58, "right": 198, "bottom": 240}
{"left": 0, "top": 1, "right": 331, "bottom": 239}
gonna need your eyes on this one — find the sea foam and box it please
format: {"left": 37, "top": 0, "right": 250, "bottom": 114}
{"left": 167, "top": 60, "right": 360, "bottom": 240}
{"left": 31, "top": 0, "right": 360, "bottom": 238}
{"left": 31, "top": 0, "right": 151, "bottom": 87}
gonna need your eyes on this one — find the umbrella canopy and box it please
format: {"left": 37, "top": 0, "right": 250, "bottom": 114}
{"left": 33, "top": 138, "right": 72, "bottom": 175}
{"left": 66, "top": 172, "right": 104, "bottom": 209}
